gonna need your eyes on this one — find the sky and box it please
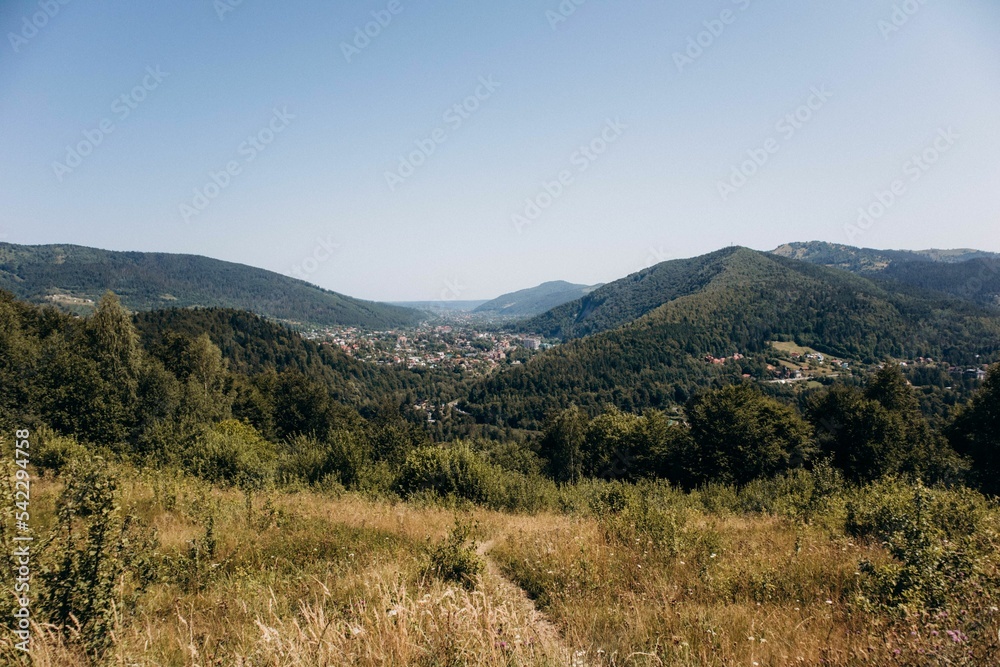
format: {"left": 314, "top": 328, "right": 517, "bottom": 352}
{"left": 1, "top": 0, "right": 999, "bottom": 302}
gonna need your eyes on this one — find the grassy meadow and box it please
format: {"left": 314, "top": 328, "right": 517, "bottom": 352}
{"left": 3, "top": 458, "right": 998, "bottom": 666}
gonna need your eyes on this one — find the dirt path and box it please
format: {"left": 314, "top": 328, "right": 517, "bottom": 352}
{"left": 476, "top": 538, "right": 574, "bottom": 664}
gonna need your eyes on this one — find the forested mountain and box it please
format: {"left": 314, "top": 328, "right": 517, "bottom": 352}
{"left": 518, "top": 249, "right": 741, "bottom": 339}
{"left": 772, "top": 241, "right": 1000, "bottom": 308}
{"left": 473, "top": 281, "right": 599, "bottom": 317}
{"left": 0, "top": 242, "right": 422, "bottom": 328}
{"left": 465, "top": 248, "right": 1000, "bottom": 429}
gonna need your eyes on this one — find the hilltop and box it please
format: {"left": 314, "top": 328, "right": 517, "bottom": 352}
{"left": 467, "top": 247, "right": 1000, "bottom": 428}
{"left": 473, "top": 281, "right": 600, "bottom": 318}
{"left": 772, "top": 241, "right": 1000, "bottom": 308}
{"left": 0, "top": 242, "right": 422, "bottom": 328}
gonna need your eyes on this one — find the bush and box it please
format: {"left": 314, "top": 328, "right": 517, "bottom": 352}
{"left": 38, "top": 458, "right": 159, "bottom": 655}
{"left": 188, "top": 419, "right": 278, "bottom": 489}
{"left": 847, "top": 480, "right": 996, "bottom": 614}
{"left": 33, "top": 426, "right": 88, "bottom": 475}
{"left": 427, "top": 518, "right": 483, "bottom": 590}
{"left": 397, "top": 444, "right": 497, "bottom": 505}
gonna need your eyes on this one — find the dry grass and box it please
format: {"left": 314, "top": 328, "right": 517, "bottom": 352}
{"left": 2, "top": 470, "right": 999, "bottom": 666}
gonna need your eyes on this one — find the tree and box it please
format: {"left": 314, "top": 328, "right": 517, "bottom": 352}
{"left": 807, "top": 385, "right": 908, "bottom": 483}
{"left": 809, "top": 364, "right": 963, "bottom": 484}
{"left": 83, "top": 292, "right": 144, "bottom": 444}
{"left": 540, "top": 406, "right": 588, "bottom": 483}
{"left": 686, "top": 384, "right": 813, "bottom": 485}
{"left": 948, "top": 365, "right": 1000, "bottom": 495}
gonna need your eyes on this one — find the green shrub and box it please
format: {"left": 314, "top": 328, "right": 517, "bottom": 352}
{"left": 847, "top": 480, "right": 996, "bottom": 614}
{"left": 33, "top": 426, "right": 88, "bottom": 475}
{"left": 188, "top": 419, "right": 278, "bottom": 488}
{"left": 397, "top": 444, "right": 497, "bottom": 505}
{"left": 427, "top": 518, "right": 483, "bottom": 590}
{"left": 38, "top": 458, "right": 159, "bottom": 655}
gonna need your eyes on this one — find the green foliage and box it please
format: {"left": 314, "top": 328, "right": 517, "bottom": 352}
{"left": 427, "top": 518, "right": 483, "bottom": 590}
{"left": 0, "top": 241, "right": 422, "bottom": 328}
{"left": 847, "top": 480, "right": 995, "bottom": 614}
{"left": 686, "top": 384, "right": 814, "bottom": 486}
{"left": 948, "top": 364, "right": 1000, "bottom": 495}
{"left": 540, "top": 406, "right": 587, "bottom": 483}
{"left": 32, "top": 427, "right": 89, "bottom": 475}
{"left": 38, "top": 458, "right": 159, "bottom": 656}
{"left": 808, "top": 364, "right": 964, "bottom": 484}
{"left": 594, "top": 481, "right": 689, "bottom": 555}
{"left": 472, "top": 248, "right": 1000, "bottom": 430}
{"left": 397, "top": 444, "right": 496, "bottom": 505}
{"left": 189, "top": 420, "right": 278, "bottom": 489}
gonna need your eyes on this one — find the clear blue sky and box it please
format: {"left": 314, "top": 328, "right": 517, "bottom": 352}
{"left": 2, "top": 0, "right": 998, "bottom": 301}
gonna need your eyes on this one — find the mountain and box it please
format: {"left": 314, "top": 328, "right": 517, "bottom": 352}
{"left": 390, "top": 300, "right": 488, "bottom": 313}
{"left": 771, "top": 242, "right": 1000, "bottom": 309}
{"left": 473, "top": 281, "right": 600, "bottom": 318}
{"left": 465, "top": 247, "right": 1000, "bottom": 429}
{"left": 0, "top": 243, "right": 422, "bottom": 328}
{"left": 771, "top": 241, "right": 998, "bottom": 271}
{"left": 518, "top": 250, "right": 740, "bottom": 339}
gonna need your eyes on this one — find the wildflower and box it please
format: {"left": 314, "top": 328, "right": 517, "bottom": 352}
{"left": 710, "top": 553, "right": 717, "bottom": 559}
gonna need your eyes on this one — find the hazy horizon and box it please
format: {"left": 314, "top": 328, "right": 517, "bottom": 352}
{"left": 3, "top": 1, "right": 999, "bottom": 301}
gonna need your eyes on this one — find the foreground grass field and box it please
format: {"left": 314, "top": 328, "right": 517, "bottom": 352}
{"left": 2, "top": 463, "right": 999, "bottom": 666}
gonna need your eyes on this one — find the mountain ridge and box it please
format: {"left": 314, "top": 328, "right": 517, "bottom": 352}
{"left": 473, "top": 280, "right": 600, "bottom": 318}
{"left": 465, "top": 247, "right": 1000, "bottom": 429}
{"left": 0, "top": 242, "right": 422, "bottom": 328}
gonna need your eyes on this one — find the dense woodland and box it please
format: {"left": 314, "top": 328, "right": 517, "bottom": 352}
{"left": 1, "top": 288, "right": 998, "bottom": 501}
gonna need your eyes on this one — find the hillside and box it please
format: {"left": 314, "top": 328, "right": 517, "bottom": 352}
{"left": 0, "top": 242, "right": 422, "bottom": 328}
{"left": 473, "top": 281, "right": 599, "bottom": 318}
{"left": 466, "top": 248, "right": 1000, "bottom": 428}
{"left": 772, "top": 242, "right": 1000, "bottom": 308}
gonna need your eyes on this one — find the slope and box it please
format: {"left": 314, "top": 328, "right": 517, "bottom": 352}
{"left": 465, "top": 248, "right": 1000, "bottom": 429}
{"left": 0, "top": 242, "right": 422, "bottom": 328}
{"left": 474, "top": 281, "right": 599, "bottom": 318}
{"left": 772, "top": 241, "right": 1000, "bottom": 308}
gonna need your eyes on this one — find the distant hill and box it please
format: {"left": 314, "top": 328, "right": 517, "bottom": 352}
{"left": 772, "top": 242, "right": 1000, "bottom": 308}
{"left": 473, "top": 281, "right": 600, "bottom": 318}
{"left": 465, "top": 247, "right": 1000, "bottom": 429}
{"left": 390, "top": 300, "right": 488, "bottom": 313}
{"left": 0, "top": 243, "right": 422, "bottom": 328}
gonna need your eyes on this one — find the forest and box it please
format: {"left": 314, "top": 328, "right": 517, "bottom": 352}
{"left": 1, "top": 287, "right": 999, "bottom": 664}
